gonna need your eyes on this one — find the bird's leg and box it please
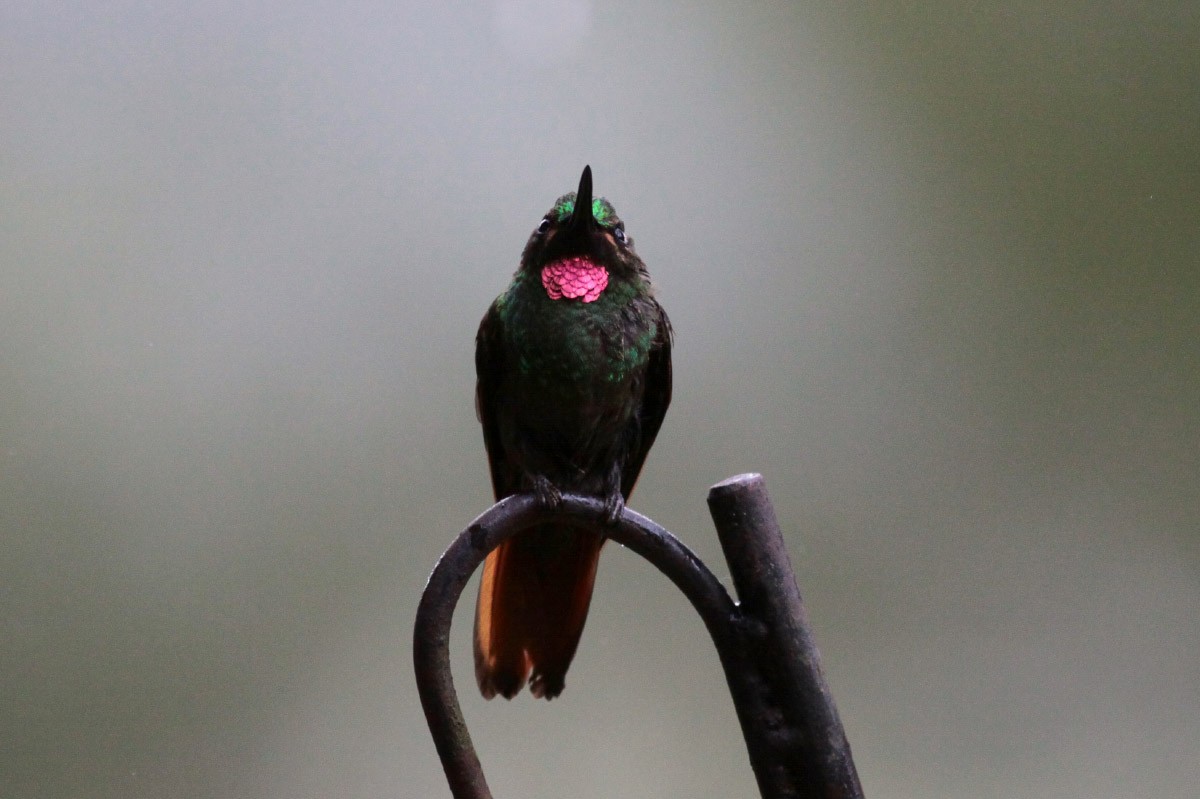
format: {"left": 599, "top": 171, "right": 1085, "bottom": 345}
{"left": 601, "top": 461, "right": 625, "bottom": 524}
{"left": 530, "top": 474, "right": 562, "bottom": 509}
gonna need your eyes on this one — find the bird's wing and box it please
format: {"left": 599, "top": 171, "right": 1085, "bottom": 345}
{"left": 621, "top": 301, "right": 673, "bottom": 498}
{"left": 474, "top": 300, "right": 516, "bottom": 499}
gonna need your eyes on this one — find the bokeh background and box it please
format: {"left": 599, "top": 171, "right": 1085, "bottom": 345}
{"left": 3, "top": 2, "right": 1197, "bottom": 797}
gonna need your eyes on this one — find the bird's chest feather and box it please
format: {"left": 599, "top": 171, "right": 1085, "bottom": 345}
{"left": 500, "top": 281, "right": 657, "bottom": 424}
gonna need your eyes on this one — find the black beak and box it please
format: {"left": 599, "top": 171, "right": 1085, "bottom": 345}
{"left": 565, "top": 165, "right": 594, "bottom": 236}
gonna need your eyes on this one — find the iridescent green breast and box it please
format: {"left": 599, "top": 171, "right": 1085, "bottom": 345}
{"left": 497, "top": 274, "right": 657, "bottom": 394}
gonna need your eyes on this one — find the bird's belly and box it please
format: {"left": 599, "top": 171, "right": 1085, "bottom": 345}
{"left": 498, "top": 367, "right": 640, "bottom": 490}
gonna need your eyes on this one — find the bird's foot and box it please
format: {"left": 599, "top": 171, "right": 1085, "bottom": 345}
{"left": 602, "top": 491, "right": 625, "bottom": 525}
{"left": 530, "top": 475, "right": 562, "bottom": 509}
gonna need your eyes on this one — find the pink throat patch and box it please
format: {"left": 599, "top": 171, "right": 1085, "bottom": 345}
{"left": 541, "top": 257, "right": 609, "bottom": 303}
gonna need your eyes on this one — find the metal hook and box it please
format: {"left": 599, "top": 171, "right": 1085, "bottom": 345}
{"left": 413, "top": 474, "right": 863, "bottom": 799}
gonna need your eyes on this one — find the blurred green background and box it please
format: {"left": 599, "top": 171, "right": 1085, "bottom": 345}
{"left": 3, "top": 2, "right": 1197, "bottom": 797}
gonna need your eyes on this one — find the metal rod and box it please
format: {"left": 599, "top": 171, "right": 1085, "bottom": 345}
{"left": 414, "top": 493, "right": 744, "bottom": 799}
{"left": 708, "top": 473, "right": 864, "bottom": 799}
{"left": 414, "top": 479, "right": 863, "bottom": 798}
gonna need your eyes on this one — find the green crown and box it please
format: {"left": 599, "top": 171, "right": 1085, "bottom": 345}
{"left": 551, "top": 195, "right": 617, "bottom": 227}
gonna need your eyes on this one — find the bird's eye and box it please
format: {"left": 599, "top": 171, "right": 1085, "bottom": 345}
{"left": 613, "top": 226, "right": 627, "bottom": 244}
{"left": 536, "top": 218, "right": 551, "bottom": 234}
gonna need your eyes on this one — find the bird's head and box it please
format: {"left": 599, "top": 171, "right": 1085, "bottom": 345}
{"left": 519, "top": 165, "right": 648, "bottom": 303}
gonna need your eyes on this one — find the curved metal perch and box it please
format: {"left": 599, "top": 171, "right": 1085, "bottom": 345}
{"left": 413, "top": 473, "right": 863, "bottom": 799}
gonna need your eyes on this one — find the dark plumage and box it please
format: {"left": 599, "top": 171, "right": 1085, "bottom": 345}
{"left": 473, "top": 166, "right": 672, "bottom": 699}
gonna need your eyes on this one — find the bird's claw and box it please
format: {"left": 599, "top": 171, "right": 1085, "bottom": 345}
{"left": 531, "top": 475, "right": 562, "bottom": 509}
{"left": 602, "top": 492, "right": 625, "bottom": 525}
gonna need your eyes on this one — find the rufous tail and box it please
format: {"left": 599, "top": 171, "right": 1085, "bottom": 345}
{"left": 473, "top": 525, "right": 604, "bottom": 699}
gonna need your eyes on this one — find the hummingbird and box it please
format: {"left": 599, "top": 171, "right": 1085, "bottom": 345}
{"left": 473, "top": 165, "right": 673, "bottom": 700}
